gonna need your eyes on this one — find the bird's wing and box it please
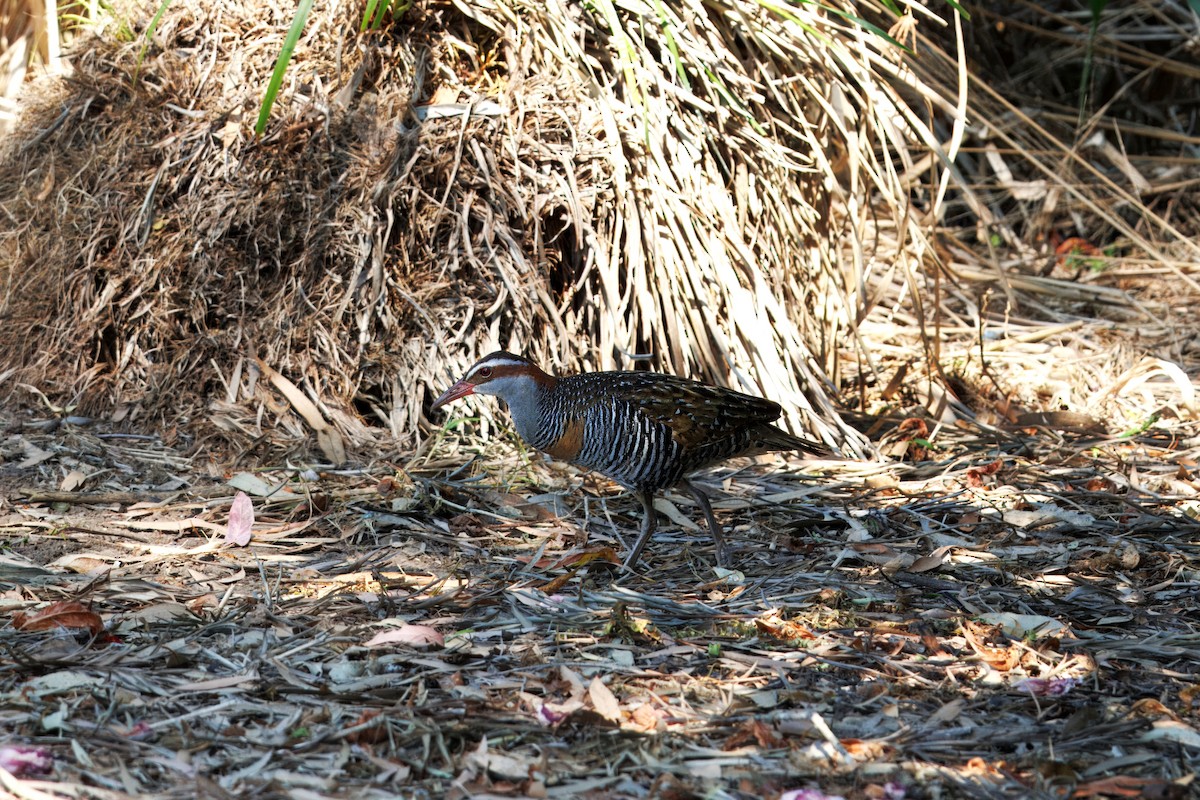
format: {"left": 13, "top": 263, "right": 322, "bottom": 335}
{"left": 610, "top": 374, "right": 783, "bottom": 449}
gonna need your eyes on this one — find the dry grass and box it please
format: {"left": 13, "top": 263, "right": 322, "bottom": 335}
{"left": 2, "top": 0, "right": 1198, "bottom": 463}
{"left": 1, "top": 1, "right": 1195, "bottom": 467}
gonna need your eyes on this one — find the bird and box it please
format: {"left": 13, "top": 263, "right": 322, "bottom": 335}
{"left": 430, "top": 351, "right": 829, "bottom": 569}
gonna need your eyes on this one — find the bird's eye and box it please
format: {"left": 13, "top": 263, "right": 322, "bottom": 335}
{"left": 477, "top": 367, "right": 493, "bottom": 379}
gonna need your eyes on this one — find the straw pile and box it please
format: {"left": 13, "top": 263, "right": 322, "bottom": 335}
{"left": 1, "top": 0, "right": 1198, "bottom": 460}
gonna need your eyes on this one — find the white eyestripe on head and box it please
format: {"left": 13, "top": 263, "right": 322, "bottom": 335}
{"left": 466, "top": 353, "right": 529, "bottom": 380}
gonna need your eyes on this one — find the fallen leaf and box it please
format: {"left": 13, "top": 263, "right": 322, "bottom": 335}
{"left": 60, "top": 469, "right": 87, "bottom": 492}
{"left": 1140, "top": 719, "right": 1200, "bottom": 749}
{"left": 1072, "top": 775, "right": 1177, "bottom": 798}
{"left": 538, "top": 548, "right": 620, "bottom": 593}
{"left": 927, "top": 698, "right": 964, "bottom": 725}
{"left": 364, "top": 624, "right": 444, "bottom": 649}
{"left": 964, "top": 757, "right": 1004, "bottom": 777}
{"left": 723, "top": 718, "right": 782, "bottom": 750}
{"left": 1013, "top": 411, "right": 1106, "bottom": 435}
{"left": 376, "top": 476, "right": 402, "bottom": 496}
{"left": 346, "top": 709, "right": 386, "bottom": 744}
{"left": 13, "top": 600, "right": 104, "bottom": 636}
{"left": 961, "top": 621, "right": 1020, "bottom": 670}
{"left": 225, "top": 491, "right": 254, "bottom": 546}
{"left": 966, "top": 459, "right": 1003, "bottom": 487}
{"left": 1130, "top": 698, "right": 1175, "bottom": 719}
{"left": 850, "top": 543, "right": 894, "bottom": 555}
{"left": 1055, "top": 236, "right": 1101, "bottom": 262}
{"left": 588, "top": 677, "right": 621, "bottom": 723}
{"left": 978, "top": 612, "right": 1070, "bottom": 639}
{"left": 756, "top": 613, "right": 817, "bottom": 642}
{"left": 1121, "top": 541, "right": 1140, "bottom": 569}
{"left": 628, "top": 703, "right": 665, "bottom": 733}
{"left": 910, "top": 545, "right": 953, "bottom": 573}
{"left": 840, "top": 738, "right": 891, "bottom": 759}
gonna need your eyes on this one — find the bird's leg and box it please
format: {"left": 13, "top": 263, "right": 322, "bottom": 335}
{"left": 683, "top": 480, "right": 727, "bottom": 567}
{"left": 623, "top": 490, "right": 658, "bottom": 569}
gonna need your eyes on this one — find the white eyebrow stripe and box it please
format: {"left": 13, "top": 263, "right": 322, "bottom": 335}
{"left": 467, "top": 357, "right": 529, "bottom": 378}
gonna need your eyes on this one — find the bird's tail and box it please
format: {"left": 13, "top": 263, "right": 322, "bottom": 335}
{"left": 749, "top": 424, "right": 834, "bottom": 458}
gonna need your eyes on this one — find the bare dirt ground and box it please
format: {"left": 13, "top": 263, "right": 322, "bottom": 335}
{"left": 2, "top": 405, "right": 1199, "bottom": 800}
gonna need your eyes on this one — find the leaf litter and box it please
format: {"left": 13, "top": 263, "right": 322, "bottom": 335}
{"left": 1, "top": 406, "right": 1198, "bottom": 799}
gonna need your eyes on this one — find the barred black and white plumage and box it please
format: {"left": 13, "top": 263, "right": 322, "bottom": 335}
{"left": 431, "top": 351, "right": 829, "bottom": 568}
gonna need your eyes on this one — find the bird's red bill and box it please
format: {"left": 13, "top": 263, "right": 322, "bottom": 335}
{"left": 431, "top": 380, "right": 475, "bottom": 410}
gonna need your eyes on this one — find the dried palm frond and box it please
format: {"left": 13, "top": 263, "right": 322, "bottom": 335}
{"left": 0, "top": 0, "right": 1195, "bottom": 461}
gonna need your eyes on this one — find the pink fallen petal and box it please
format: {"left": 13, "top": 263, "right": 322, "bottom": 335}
{"left": 225, "top": 492, "right": 254, "bottom": 546}
{"left": 0, "top": 744, "right": 54, "bottom": 776}
{"left": 123, "top": 721, "right": 154, "bottom": 741}
{"left": 364, "top": 625, "right": 444, "bottom": 648}
{"left": 1014, "top": 676, "right": 1079, "bottom": 696}
{"left": 537, "top": 704, "right": 569, "bottom": 726}
{"left": 781, "top": 790, "right": 846, "bottom": 800}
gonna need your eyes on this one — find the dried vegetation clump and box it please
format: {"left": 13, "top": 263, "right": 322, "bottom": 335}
{"left": 0, "top": 0, "right": 1083, "bottom": 459}
{"left": 3, "top": 0, "right": 610, "bottom": 453}
{"left": 2, "top": 1, "right": 1197, "bottom": 459}
{"left": 0, "top": 0, "right": 898, "bottom": 456}
{"left": 875, "top": 0, "right": 1200, "bottom": 438}
{"left": 1, "top": 1, "right": 1198, "bottom": 461}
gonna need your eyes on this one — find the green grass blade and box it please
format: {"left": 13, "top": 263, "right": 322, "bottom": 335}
{"left": 652, "top": 0, "right": 690, "bottom": 89}
{"left": 135, "top": 0, "right": 174, "bottom": 83}
{"left": 1077, "top": 0, "right": 1109, "bottom": 132}
{"left": 360, "top": 0, "right": 383, "bottom": 32}
{"left": 255, "top": 0, "right": 316, "bottom": 136}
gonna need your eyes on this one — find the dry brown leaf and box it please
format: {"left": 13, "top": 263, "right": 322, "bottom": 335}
{"left": 851, "top": 543, "right": 894, "bottom": 555}
{"left": 964, "top": 757, "right": 1005, "bottom": 777}
{"left": 1120, "top": 541, "right": 1140, "bottom": 569}
{"left": 1130, "top": 698, "right": 1176, "bottom": 719}
{"left": 962, "top": 620, "right": 1020, "bottom": 670}
{"left": 256, "top": 359, "right": 346, "bottom": 464}
{"left": 755, "top": 613, "right": 817, "bottom": 641}
{"left": 910, "top": 545, "right": 953, "bottom": 573}
{"left": 60, "top": 469, "right": 86, "bottom": 491}
{"left": 926, "top": 698, "right": 964, "bottom": 725}
{"left": 13, "top": 600, "right": 104, "bottom": 636}
{"left": 723, "top": 719, "right": 782, "bottom": 750}
{"left": 1072, "top": 775, "right": 1177, "bottom": 799}
{"left": 548, "top": 547, "right": 619, "bottom": 569}
{"left": 537, "top": 548, "right": 619, "bottom": 593}
{"left": 840, "top": 738, "right": 890, "bottom": 759}
{"left": 588, "top": 678, "right": 621, "bottom": 723}
{"left": 346, "top": 709, "right": 386, "bottom": 744}
{"left": 966, "top": 458, "right": 1003, "bottom": 488}
{"left": 628, "top": 703, "right": 666, "bottom": 733}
